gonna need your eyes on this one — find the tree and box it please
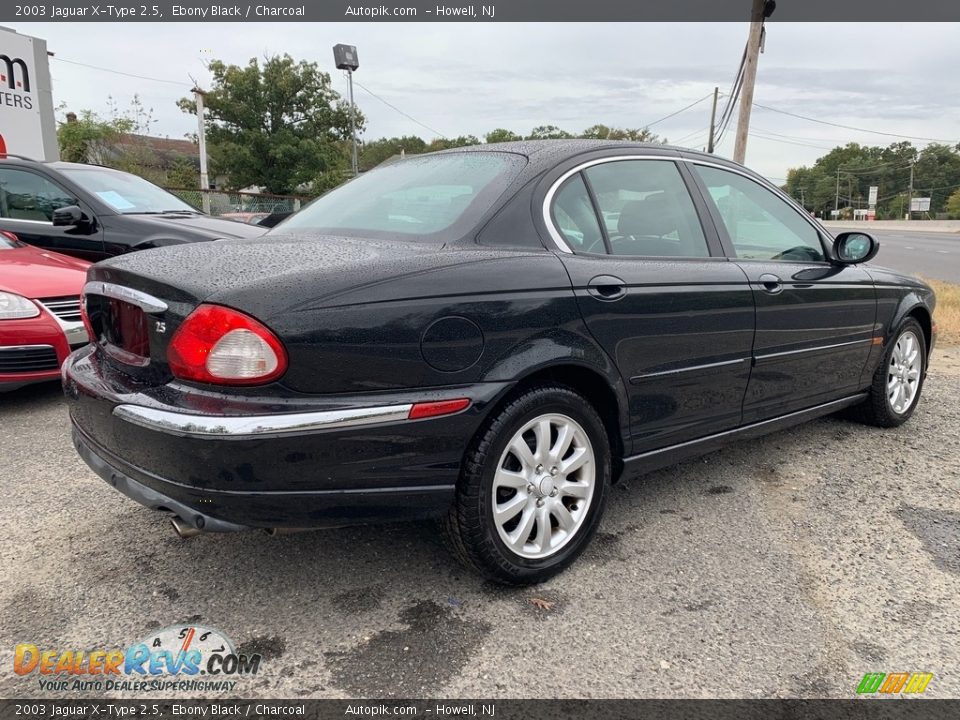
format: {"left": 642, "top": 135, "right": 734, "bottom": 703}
{"left": 526, "top": 125, "right": 573, "bottom": 140}
{"left": 485, "top": 128, "right": 522, "bottom": 144}
{"left": 947, "top": 188, "right": 960, "bottom": 219}
{"left": 358, "top": 135, "right": 428, "bottom": 171}
{"left": 57, "top": 109, "right": 130, "bottom": 164}
{"left": 578, "top": 125, "right": 663, "bottom": 142}
{"left": 179, "top": 54, "right": 361, "bottom": 194}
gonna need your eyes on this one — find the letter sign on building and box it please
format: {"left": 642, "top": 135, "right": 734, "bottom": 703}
{"left": 0, "top": 28, "right": 58, "bottom": 160}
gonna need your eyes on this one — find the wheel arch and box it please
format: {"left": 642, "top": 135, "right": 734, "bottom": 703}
{"left": 905, "top": 305, "right": 933, "bottom": 356}
{"left": 480, "top": 360, "right": 629, "bottom": 481}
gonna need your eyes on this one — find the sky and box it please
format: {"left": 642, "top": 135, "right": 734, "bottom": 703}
{"left": 10, "top": 21, "right": 960, "bottom": 183}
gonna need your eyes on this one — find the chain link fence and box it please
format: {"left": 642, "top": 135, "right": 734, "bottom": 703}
{"left": 167, "top": 188, "right": 310, "bottom": 222}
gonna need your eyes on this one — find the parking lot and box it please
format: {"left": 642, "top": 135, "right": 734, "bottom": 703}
{"left": 0, "top": 346, "right": 957, "bottom": 699}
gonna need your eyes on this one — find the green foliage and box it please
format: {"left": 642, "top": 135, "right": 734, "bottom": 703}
{"left": 165, "top": 156, "right": 201, "bottom": 189}
{"left": 946, "top": 188, "right": 960, "bottom": 219}
{"left": 179, "top": 54, "right": 361, "bottom": 194}
{"left": 485, "top": 128, "right": 522, "bottom": 144}
{"left": 785, "top": 141, "right": 960, "bottom": 218}
{"left": 526, "top": 125, "right": 574, "bottom": 140}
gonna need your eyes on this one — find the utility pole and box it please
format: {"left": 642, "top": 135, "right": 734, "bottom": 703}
{"left": 906, "top": 160, "right": 915, "bottom": 220}
{"left": 707, "top": 86, "right": 719, "bottom": 154}
{"left": 192, "top": 87, "right": 211, "bottom": 215}
{"left": 733, "top": 0, "right": 771, "bottom": 164}
{"left": 347, "top": 70, "right": 359, "bottom": 176}
{"left": 835, "top": 167, "right": 841, "bottom": 214}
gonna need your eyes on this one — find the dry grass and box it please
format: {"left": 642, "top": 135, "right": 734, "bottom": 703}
{"left": 922, "top": 278, "right": 960, "bottom": 346}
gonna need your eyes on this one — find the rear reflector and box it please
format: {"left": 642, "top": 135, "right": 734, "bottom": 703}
{"left": 408, "top": 398, "right": 471, "bottom": 420}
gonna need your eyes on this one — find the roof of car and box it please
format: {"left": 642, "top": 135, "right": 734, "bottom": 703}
{"left": 433, "top": 138, "right": 744, "bottom": 178}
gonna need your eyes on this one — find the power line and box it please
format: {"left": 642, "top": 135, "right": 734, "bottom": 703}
{"left": 748, "top": 131, "right": 835, "bottom": 151}
{"left": 51, "top": 56, "right": 191, "bottom": 87}
{"left": 752, "top": 102, "right": 956, "bottom": 143}
{"left": 643, "top": 93, "right": 715, "bottom": 129}
{"left": 352, "top": 78, "right": 447, "bottom": 139}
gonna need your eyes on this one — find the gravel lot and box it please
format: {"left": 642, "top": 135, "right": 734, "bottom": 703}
{"left": 2, "top": 349, "right": 958, "bottom": 699}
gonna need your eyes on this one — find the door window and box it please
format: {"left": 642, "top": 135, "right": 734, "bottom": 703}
{"left": 583, "top": 160, "right": 710, "bottom": 257}
{"left": 0, "top": 168, "right": 76, "bottom": 222}
{"left": 694, "top": 165, "right": 825, "bottom": 262}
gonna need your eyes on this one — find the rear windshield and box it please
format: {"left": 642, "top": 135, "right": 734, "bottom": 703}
{"left": 276, "top": 152, "right": 525, "bottom": 242}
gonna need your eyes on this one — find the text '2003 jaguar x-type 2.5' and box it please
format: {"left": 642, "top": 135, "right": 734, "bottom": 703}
{"left": 63, "top": 141, "right": 937, "bottom": 584}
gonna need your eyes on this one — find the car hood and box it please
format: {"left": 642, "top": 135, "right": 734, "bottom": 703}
{"left": 0, "top": 246, "right": 90, "bottom": 298}
{"left": 120, "top": 212, "right": 268, "bottom": 240}
{"left": 90, "top": 233, "right": 527, "bottom": 319}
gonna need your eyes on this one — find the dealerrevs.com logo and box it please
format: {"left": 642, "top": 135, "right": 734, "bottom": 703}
{"left": 14, "top": 625, "right": 262, "bottom": 693}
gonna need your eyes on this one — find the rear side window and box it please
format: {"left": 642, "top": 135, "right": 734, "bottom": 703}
{"left": 583, "top": 160, "right": 710, "bottom": 257}
{"left": 0, "top": 168, "right": 75, "bottom": 222}
{"left": 694, "top": 165, "right": 825, "bottom": 262}
{"left": 551, "top": 175, "right": 605, "bottom": 254}
{"left": 278, "top": 152, "right": 525, "bottom": 243}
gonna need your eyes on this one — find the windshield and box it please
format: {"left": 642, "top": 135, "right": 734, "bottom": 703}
{"left": 57, "top": 166, "right": 198, "bottom": 215}
{"left": 276, "top": 152, "right": 525, "bottom": 242}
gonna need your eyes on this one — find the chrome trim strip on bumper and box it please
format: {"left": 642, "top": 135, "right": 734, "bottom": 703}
{"left": 82, "top": 281, "right": 168, "bottom": 314}
{"left": 113, "top": 403, "right": 414, "bottom": 438}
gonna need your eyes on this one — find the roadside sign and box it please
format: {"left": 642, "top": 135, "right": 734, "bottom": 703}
{"left": 910, "top": 197, "right": 931, "bottom": 212}
{"left": 868, "top": 186, "right": 878, "bottom": 208}
{"left": 0, "top": 27, "right": 58, "bottom": 160}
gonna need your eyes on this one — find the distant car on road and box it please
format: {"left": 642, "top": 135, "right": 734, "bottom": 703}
{"left": 63, "top": 141, "right": 937, "bottom": 584}
{"left": 0, "top": 155, "right": 265, "bottom": 261}
{"left": 0, "top": 230, "right": 89, "bottom": 391}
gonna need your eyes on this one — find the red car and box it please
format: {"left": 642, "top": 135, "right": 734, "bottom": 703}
{"left": 0, "top": 230, "right": 90, "bottom": 391}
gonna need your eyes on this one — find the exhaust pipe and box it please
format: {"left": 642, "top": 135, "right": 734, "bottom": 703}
{"left": 171, "top": 516, "right": 203, "bottom": 539}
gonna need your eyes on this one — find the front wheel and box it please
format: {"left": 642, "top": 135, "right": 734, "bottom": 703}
{"left": 849, "top": 318, "right": 927, "bottom": 428}
{"left": 446, "top": 385, "right": 611, "bottom": 585}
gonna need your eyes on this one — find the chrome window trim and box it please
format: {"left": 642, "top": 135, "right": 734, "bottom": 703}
{"left": 113, "top": 403, "right": 414, "bottom": 438}
{"left": 0, "top": 217, "right": 53, "bottom": 226}
{"left": 542, "top": 154, "right": 685, "bottom": 254}
{"left": 542, "top": 154, "right": 832, "bottom": 257}
{"left": 83, "top": 281, "right": 168, "bottom": 314}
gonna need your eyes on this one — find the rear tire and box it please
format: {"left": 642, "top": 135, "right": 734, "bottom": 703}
{"left": 848, "top": 318, "right": 926, "bottom": 428}
{"left": 446, "top": 385, "right": 611, "bottom": 585}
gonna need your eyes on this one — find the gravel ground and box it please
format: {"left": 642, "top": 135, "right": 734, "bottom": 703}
{"left": 1, "top": 349, "right": 958, "bottom": 699}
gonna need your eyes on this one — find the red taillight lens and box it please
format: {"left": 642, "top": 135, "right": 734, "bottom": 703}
{"left": 167, "top": 304, "right": 287, "bottom": 385}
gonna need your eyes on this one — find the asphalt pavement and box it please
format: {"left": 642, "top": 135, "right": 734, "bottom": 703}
{"left": 862, "top": 229, "right": 960, "bottom": 284}
{"left": 1, "top": 350, "right": 959, "bottom": 699}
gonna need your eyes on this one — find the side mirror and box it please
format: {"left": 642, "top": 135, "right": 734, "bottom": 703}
{"left": 52, "top": 205, "right": 85, "bottom": 227}
{"left": 833, "top": 231, "right": 879, "bottom": 265}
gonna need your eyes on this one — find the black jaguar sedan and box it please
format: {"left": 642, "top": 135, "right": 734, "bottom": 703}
{"left": 62, "top": 140, "right": 937, "bottom": 584}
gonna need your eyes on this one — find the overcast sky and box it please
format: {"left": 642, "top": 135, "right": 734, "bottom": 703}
{"left": 11, "top": 21, "right": 960, "bottom": 182}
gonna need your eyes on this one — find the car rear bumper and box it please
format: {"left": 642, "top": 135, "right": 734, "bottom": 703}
{"left": 63, "top": 345, "right": 509, "bottom": 531}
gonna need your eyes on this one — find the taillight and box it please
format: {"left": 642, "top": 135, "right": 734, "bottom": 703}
{"left": 167, "top": 304, "right": 287, "bottom": 385}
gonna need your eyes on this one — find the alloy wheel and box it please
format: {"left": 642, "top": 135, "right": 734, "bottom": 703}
{"left": 491, "top": 413, "right": 596, "bottom": 560}
{"left": 887, "top": 330, "right": 922, "bottom": 415}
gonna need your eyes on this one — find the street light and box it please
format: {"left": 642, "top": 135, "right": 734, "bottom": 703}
{"left": 333, "top": 44, "right": 360, "bottom": 176}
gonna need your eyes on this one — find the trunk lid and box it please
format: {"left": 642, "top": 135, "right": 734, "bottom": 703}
{"left": 83, "top": 233, "right": 468, "bottom": 386}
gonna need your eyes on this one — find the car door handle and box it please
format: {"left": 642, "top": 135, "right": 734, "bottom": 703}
{"left": 587, "top": 275, "right": 627, "bottom": 302}
{"left": 758, "top": 273, "right": 783, "bottom": 294}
